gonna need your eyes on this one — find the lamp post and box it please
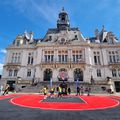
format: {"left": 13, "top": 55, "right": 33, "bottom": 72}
{"left": 89, "top": 68, "right": 94, "bottom": 84}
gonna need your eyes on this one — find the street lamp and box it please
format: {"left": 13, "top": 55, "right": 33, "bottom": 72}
{"left": 89, "top": 68, "right": 94, "bottom": 84}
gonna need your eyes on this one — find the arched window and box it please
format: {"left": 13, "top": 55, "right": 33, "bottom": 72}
{"left": 74, "top": 68, "right": 83, "bottom": 81}
{"left": 43, "top": 69, "right": 52, "bottom": 81}
{"left": 28, "top": 53, "right": 34, "bottom": 65}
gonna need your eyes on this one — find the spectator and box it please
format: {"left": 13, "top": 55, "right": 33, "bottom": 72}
{"left": 2, "top": 84, "right": 10, "bottom": 95}
{"left": 68, "top": 87, "right": 71, "bottom": 95}
{"left": 76, "top": 86, "right": 80, "bottom": 96}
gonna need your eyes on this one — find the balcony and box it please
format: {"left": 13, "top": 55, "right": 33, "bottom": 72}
{"left": 41, "top": 60, "right": 86, "bottom": 64}
{"left": 108, "top": 61, "right": 120, "bottom": 65}
{"left": 4, "top": 62, "right": 21, "bottom": 68}
{"left": 40, "top": 59, "right": 86, "bottom": 69}
{"left": 71, "top": 60, "right": 85, "bottom": 64}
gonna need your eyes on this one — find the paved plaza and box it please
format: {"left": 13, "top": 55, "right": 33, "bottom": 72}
{"left": 0, "top": 94, "right": 120, "bottom": 120}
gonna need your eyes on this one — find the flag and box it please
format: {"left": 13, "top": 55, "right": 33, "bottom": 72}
{"left": 76, "top": 79, "right": 79, "bottom": 88}
{"left": 50, "top": 78, "right": 52, "bottom": 88}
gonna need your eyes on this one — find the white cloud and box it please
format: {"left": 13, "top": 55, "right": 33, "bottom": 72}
{"left": 0, "top": 49, "right": 7, "bottom": 54}
{"left": 4, "top": 0, "right": 58, "bottom": 25}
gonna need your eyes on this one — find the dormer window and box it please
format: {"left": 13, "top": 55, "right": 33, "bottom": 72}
{"left": 109, "top": 37, "right": 113, "bottom": 44}
{"left": 23, "top": 40, "right": 26, "bottom": 45}
{"left": 16, "top": 40, "right": 20, "bottom": 46}
{"left": 49, "top": 36, "right": 52, "bottom": 40}
{"left": 75, "top": 35, "right": 78, "bottom": 39}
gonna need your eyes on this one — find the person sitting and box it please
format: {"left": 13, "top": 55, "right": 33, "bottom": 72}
{"left": 49, "top": 87, "right": 55, "bottom": 97}
{"left": 40, "top": 86, "right": 48, "bottom": 99}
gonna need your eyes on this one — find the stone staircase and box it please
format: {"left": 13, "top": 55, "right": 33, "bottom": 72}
{"left": 18, "top": 82, "right": 111, "bottom": 94}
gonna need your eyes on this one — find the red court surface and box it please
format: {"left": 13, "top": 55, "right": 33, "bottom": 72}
{"left": 0, "top": 94, "right": 120, "bottom": 111}
{"left": 2, "top": 94, "right": 118, "bottom": 111}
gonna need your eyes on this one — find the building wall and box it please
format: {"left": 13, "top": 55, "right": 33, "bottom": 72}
{"left": 2, "top": 43, "right": 120, "bottom": 83}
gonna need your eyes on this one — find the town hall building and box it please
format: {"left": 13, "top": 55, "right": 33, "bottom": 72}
{"left": 2, "top": 8, "right": 120, "bottom": 92}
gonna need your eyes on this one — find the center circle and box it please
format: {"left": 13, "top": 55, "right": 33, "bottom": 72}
{"left": 10, "top": 94, "right": 119, "bottom": 111}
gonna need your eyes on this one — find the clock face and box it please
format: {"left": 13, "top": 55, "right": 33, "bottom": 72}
{"left": 59, "top": 38, "right": 66, "bottom": 44}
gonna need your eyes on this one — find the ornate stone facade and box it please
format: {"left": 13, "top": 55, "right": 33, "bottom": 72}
{"left": 2, "top": 8, "right": 120, "bottom": 90}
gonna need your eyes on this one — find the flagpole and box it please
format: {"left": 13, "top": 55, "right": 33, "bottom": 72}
{"left": 76, "top": 78, "right": 79, "bottom": 88}
{"left": 50, "top": 78, "right": 52, "bottom": 88}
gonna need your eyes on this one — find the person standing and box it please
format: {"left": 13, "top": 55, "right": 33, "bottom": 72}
{"left": 2, "top": 84, "right": 10, "bottom": 95}
{"left": 76, "top": 86, "right": 80, "bottom": 96}
{"left": 58, "top": 86, "right": 62, "bottom": 97}
{"left": 80, "top": 86, "right": 84, "bottom": 95}
{"left": 87, "top": 87, "right": 91, "bottom": 96}
{"left": 68, "top": 87, "right": 71, "bottom": 95}
{"left": 86, "top": 87, "right": 91, "bottom": 96}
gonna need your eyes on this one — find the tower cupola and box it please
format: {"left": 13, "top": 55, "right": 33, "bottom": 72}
{"left": 57, "top": 7, "right": 70, "bottom": 30}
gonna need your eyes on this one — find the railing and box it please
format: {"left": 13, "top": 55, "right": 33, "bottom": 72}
{"left": 6, "top": 62, "right": 21, "bottom": 65}
{"left": 108, "top": 61, "right": 120, "bottom": 65}
{"left": 41, "top": 60, "right": 85, "bottom": 64}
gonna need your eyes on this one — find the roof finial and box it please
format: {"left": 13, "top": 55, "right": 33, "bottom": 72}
{"left": 62, "top": 7, "right": 65, "bottom": 11}
{"left": 102, "top": 25, "right": 105, "bottom": 29}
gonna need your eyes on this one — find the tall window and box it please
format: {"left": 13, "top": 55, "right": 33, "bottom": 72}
{"left": 108, "top": 51, "right": 119, "bottom": 63}
{"left": 14, "top": 70, "right": 18, "bottom": 76}
{"left": 93, "top": 51, "right": 101, "bottom": 65}
{"left": 9, "top": 70, "right": 13, "bottom": 76}
{"left": 97, "top": 69, "right": 101, "bottom": 77}
{"left": 118, "top": 69, "right": 120, "bottom": 77}
{"left": 27, "top": 69, "right": 31, "bottom": 77}
{"left": 58, "top": 50, "right": 68, "bottom": 62}
{"left": 112, "top": 69, "right": 117, "bottom": 77}
{"left": 44, "top": 51, "right": 54, "bottom": 62}
{"left": 72, "top": 50, "right": 83, "bottom": 62}
{"left": 28, "top": 52, "right": 34, "bottom": 65}
{"left": 11, "top": 53, "right": 21, "bottom": 63}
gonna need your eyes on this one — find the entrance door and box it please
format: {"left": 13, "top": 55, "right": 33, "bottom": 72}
{"left": 43, "top": 69, "right": 52, "bottom": 81}
{"left": 74, "top": 68, "right": 83, "bottom": 81}
{"left": 114, "top": 81, "right": 120, "bottom": 92}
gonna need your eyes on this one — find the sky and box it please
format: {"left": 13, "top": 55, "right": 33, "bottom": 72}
{"left": 0, "top": 0, "right": 120, "bottom": 74}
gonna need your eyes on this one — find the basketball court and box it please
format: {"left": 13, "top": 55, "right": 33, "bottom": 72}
{"left": 0, "top": 94, "right": 120, "bottom": 120}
